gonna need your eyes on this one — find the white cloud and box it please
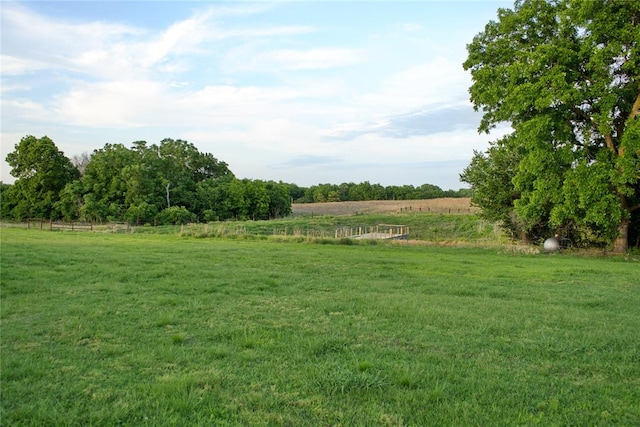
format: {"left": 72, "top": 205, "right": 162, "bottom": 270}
{"left": 138, "top": 9, "right": 214, "bottom": 69}
{"left": 0, "top": 1, "right": 503, "bottom": 189}
{"left": 355, "top": 57, "right": 470, "bottom": 113}
{"left": 1, "top": 3, "right": 315, "bottom": 82}
{"left": 401, "top": 23, "right": 423, "bottom": 32}
{"left": 1, "top": 98, "right": 53, "bottom": 122}
{"left": 244, "top": 48, "right": 367, "bottom": 71}
{"left": 53, "top": 80, "right": 166, "bottom": 127}
{"left": 215, "top": 25, "right": 315, "bottom": 40}
{"left": 2, "top": 3, "right": 141, "bottom": 76}
{"left": 0, "top": 55, "right": 50, "bottom": 75}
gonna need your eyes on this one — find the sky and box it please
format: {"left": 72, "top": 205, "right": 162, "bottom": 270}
{"left": 1, "top": 0, "right": 512, "bottom": 190}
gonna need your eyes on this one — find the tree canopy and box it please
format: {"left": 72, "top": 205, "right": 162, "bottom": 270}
{"left": 295, "top": 182, "right": 469, "bottom": 203}
{"left": 5, "top": 135, "right": 80, "bottom": 220}
{"left": 461, "top": 0, "right": 640, "bottom": 251}
{"left": 2, "top": 137, "right": 293, "bottom": 224}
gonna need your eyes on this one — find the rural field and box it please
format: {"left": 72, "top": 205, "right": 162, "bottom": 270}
{"left": 166, "top": 198, "right": 497, "bottom": 244}
{"left": 291, "top": 198, "right": 479, "bottom": 216}
{"left": 1, "top": 227, "right": 639, "bottom": 425}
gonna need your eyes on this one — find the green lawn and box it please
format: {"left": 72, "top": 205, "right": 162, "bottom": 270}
{"left": 1, "top": 228, "right": 638, "bottom": 425}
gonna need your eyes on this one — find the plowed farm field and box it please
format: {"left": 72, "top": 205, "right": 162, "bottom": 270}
{"left": 291, "top": 198, "right": 479, "bottom": 216}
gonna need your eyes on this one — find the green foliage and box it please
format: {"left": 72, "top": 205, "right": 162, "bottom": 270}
{"left": 0, "top": 183, "right": 18, "bottom": 219}
{"left": 125, "top": 202, "right": 158, "bottom": 226}
{"left": 461, "top": 135, "right": 522, "bottom": 237}
{"left": 81, "top": 143, "right": 138, "bottom": 220}
{"left": 462, "top": 0, "right": 640, "bottom": 250}
{"left": 551, "top": 152, "right": 628, "bottom": 245}
{"left": 156, "top": 206, "right": 197, "bottom": 225}
{"left": 55, "top": 181, "right": 84, "bottom": 221}
{"left": 266, "top": 180, "right": 292, "bottom": 218}
{"left": 2, "top": 136, "right": 297, "bottom": 224}
{"left": 296, "top": 181, "right": 466, "bottom": 203}
{"left": 4, "top": 135, "right": 79, "bottom": 219}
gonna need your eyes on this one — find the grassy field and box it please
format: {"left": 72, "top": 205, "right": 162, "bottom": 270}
{"left": 1, "top": 228, "right": 639, "bottom": 425}
{"left": 171, "top": 213, "right": 503, "bottom": 244}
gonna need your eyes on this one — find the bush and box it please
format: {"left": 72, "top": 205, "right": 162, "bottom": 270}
{"left": 156, "top": 206, "right": 197, "bottom": 225}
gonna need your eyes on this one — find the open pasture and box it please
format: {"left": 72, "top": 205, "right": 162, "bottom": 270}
{"left": 1, "top": 228, "right": 639, "bottom": 425}
{"left": 173, "top": 212, "right": 501, "bottom": 244}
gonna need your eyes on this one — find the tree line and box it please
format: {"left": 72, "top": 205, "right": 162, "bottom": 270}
{"left": 289, "top": 182, "right": 471, "bottom": 203}
{"left": 1, "top": 135, "right": 469, "bottom": 225}
{"left": 1, "top": 136, "right": 292, "bottom": 224}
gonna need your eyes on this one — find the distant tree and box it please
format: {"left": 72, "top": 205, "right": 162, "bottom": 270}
{"left": 295, "top": 181, "right": 467, "bottom": 203}
{"left": 125, "top": 202, "right": 158, "bottom": 225}
{"left": 417, "top": 184, "right": 444, "bottom": 199}
{"left": 156, "top": 206, "right": 196, "bottom": 225}
{"left": 462, "top": 0, "right": 640, "bottom": 251}
{"left": 0, "top": 183, "right": 17, "bottom": 219}
{"left": 79, "top": 139, "right": 235, "bottom": 223}
{"left": 265, "top": 181, "right": 292, "bottom": 219}
{"left": 243, "top": 179, "right": 270, "bottom": 220}
{"left": 225, "top": 179, "right": 250, "bottom": 219}
{"left": 122, "top": 162, "right": 158, "bottom": 215}
{"left": 71, "top": 152, "right": 91, "bottom": 176}
{"left": 461, "top": 134, "right": 524, "bottom": 238}
{"left": 5, "top": 135, "right": 79, "bottom": 219}
{"left": 55, "top": 180, "right": 84, "bottom": 221}
{"left": 301, "top": 186, "right": 316, "bottom": 203}
{"left": 3, "top": 136, "right": 293, "bottom": 225}
{"left": 347, "top": 183, "right": 366, "bottom": 201}
{"left": 311, "top": 184, "right": 336, "bottom": 203}
{"left": 454, "top": 188, "right": 474, "bottom": 198}
{"left": 287, "top": 183, "right": 306, "bottom": 202}
{"left": 79, "top": 193, "right": 109, "bottom": 223}
{"left": 82, "top": 143, "right": 138, "bottom": 221}
{"left": 195, "top": 176, "right": 229, "bottom": 221}
{"left": 133, "top": 138, "right": 234, "bottom": 213}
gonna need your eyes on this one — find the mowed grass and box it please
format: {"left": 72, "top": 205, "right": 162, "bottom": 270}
{"left": 1, "top": 228, "right": 639, "bottom": 426}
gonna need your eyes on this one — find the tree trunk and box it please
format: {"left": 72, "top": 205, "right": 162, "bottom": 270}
{"left": 612, "top": 219, "right": 629, "bottom": 254}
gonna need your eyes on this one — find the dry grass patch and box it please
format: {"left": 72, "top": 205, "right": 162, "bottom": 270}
{"left": 291, "top": 198, "right": 479, "bottom": 216}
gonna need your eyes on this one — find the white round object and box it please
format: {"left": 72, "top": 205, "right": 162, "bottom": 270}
{"left": 543, "top": 237, "right": 560, "bottom": 252}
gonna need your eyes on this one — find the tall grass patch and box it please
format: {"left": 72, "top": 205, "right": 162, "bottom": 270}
{"left": 171, "top": 212, "right": 504, "bottom": 244}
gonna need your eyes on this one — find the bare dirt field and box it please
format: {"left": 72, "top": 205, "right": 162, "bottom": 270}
{"left": 291, "top": 198, "right": 479, "bottom": 216}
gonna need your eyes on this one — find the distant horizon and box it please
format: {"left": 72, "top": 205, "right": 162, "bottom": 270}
{"left": 1, "top": 1, "right": 512, "bottom": 189}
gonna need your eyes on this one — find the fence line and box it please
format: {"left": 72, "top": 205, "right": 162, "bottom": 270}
{"left": 26, "top": 219, "right": 131, "bottom": 233}
{"left": 335, "top": 224, "right": 409, "bottom": 240}
{"left": 26, "top": 219, "right": 93, "bottom": 231}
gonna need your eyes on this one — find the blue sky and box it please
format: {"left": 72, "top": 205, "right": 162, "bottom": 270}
{"left": 1, "top": 1, "right": 511, "bottom": 189}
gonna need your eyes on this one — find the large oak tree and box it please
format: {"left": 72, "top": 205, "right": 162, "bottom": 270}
{"left": 462, "top": 0, "right": 640, "bottom": 251}
{"left": 5, "top": 135, "right": 79, "bottom": 219}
